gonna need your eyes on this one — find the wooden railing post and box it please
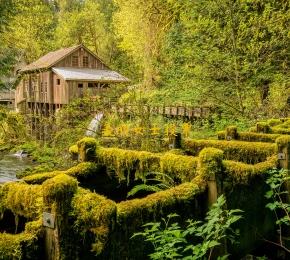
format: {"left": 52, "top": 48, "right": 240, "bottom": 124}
{"left": 198, "top": 148, "right": 224, "bottom": 206}
{"left": 276, "top": 136, "right": 290, "bottom": 170}
{"left": 225, "top": 126, "right": 238, "bottom": 141}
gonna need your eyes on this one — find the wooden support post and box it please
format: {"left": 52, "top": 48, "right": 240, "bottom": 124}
{"left": 276, "top": 136, "right": 290, "bottom": 170}
{"left": 42, "top": 175, "right": 78, "bottom": 260}
{"left": 198, "top": 148, "right": 227, "bottom": 255}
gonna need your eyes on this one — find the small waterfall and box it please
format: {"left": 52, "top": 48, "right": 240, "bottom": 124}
{"left": 85, "top": 112, "right": 104, "bottom": 137}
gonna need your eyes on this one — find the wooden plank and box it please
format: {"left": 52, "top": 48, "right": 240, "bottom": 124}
{"left": 164, "top": 106, "right": 171, "bottom": 115}
{"left": 171, "top": 107, "right": 177, "bottom": 116}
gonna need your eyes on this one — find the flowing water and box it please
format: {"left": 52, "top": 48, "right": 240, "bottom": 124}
{"left": 0, "top": 153, "right": 32, "bottom": 183}
{"left": 86, "top": 112, "right": 104, "bottom": 137}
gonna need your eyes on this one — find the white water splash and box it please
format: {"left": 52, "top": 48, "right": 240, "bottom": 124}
{"left": 85, "top": 112, "right": 104, "bottom": 137}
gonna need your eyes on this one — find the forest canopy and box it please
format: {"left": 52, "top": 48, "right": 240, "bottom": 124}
{"left": 0, "top": 0, "right": 289, "bottom": 118}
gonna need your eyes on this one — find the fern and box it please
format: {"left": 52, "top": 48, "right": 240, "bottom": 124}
{"left": 127, "top": 172, "right": 175, "bottom": 198}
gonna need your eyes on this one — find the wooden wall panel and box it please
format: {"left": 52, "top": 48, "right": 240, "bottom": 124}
{"left": 54, "top": 47, "right": 108, "bottom": 69}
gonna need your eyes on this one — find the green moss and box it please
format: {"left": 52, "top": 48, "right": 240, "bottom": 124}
{"left": 256, "top": 122, "right": 271, "bottom": 133}
{"left": 160, "top": 153, "right": 198, "bottom": 182}
{"left": 23, "top": 171, "right": 62, "bottom": 185}
{"left": 223, "top": 156, "right": 278, "bottom": 184}
{"left": 117, "top": 178, "right": 206, "bottom": 222}
{"left": 77, "top": 137, "right": 98, "bottom": 162}
{"left": 183, "top": 139, "right": 276, "bottom": 164}
{"left": 72, "top": 188, "right": 116, "bottom": 255}
{"left": 1, "top": 182, "right": 43, "bottom": 219}
{"left": 0, "top": 232, "right": 38, "bottom": 260}
{"left": 238, "top": 132, "right": 280, "bottom": 143}
{"left": 217, "top": 131, "right": 225, "bottom": 140}
{"left": 272, "top": 127, "right": 290, "bottom": 135}
{"left": 267, "top": 119, "right": 282, "bottom": 127}
{"left": 198, "top": 148, "right": 224, "bottom": 179}
{"left": 43, "top": 174, "right": 78, "bottom": 213}
{"left": 97, "top": 147, "right": 160, "bottom": 182}
{"left": 23, "top": 162, "right": 98, "bottom": 185}
{"left": 275, "top": 135, "right": 290, "bottom": 148}
{"left": 225, "top": 126, "right": 238, "bottom": 140}
{"left": 68, "top": 144, "right": 78, "bottom": 155}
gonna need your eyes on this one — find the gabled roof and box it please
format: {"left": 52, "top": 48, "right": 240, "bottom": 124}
{"left": 19, "top": 44, "right": 110, "bottom": 73}
{"left": 52, "top": 67, "right": 130, "bottom": 83}
{"left": 20, "top": 45, "right": 81, "bottom": 73}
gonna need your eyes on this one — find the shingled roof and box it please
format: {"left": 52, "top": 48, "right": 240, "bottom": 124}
{"left": 20, "top": 45, "right": 81, "bottom": 73}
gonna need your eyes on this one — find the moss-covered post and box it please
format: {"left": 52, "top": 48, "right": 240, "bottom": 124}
{"left": 77, "top": 137, "right": 98, "bottom": 162}
{"left": 256, "top": 122, "right": 271, "bottom": 133}
{"left": 225, "top": 126, "right": 238, "bottom": 140}
{"left": 276, "top": 136, "right": 290, "bottom": 170}
{"left": 198, "top": 148, "right": 226, "bottom": 256}
{"left": 198, "top": 148, "right": 224, "bottom": 206}
{"left": 42, "top": 174, "right": 78, "bottom": 260}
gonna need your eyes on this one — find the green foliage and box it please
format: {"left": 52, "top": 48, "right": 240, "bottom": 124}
{"left": 1, "top": 0, "right": 56, "bottom": 63}
{"left": 218, "top": 131, "right": 281, "bottom": 143}
{"left": 265, "top": 168, "right": 290, "bottom": 253}
{"left": 0, "top": 107, "right": 27, "bottom": 142}
{"left": 133, "top": 195, "right": 243, "bottom": 259}
{"left": 158, "top": 0, "right": 290, "bottom": 117}
{"left": 127, "top": 171, "right": 175, "bottom": 198}
{"left": 256, "top": 122, "right": 271, "bottom": 134}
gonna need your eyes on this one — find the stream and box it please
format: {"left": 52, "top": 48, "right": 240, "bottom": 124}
{"left": 0, "top": 153, "right": 32, "bottom": 183}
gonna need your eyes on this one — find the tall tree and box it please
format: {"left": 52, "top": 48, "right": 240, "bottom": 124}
{"left": 159, "top": 0, "right": 290, "bottom": 116}
{"left": 1, "top": 0, "right": 56, "bottom": 63}
{"left": 113, "top": 0, "right": 179, "bottom": 87}
{"left": 55, "top": 0, "right": 110, "bottom": 60}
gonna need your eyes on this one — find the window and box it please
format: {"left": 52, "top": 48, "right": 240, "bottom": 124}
{"left": 88, "top": 83, "right": 97, "bottom": 88}
{"left": 72, "top": 56, "right": 79, "bottom": 66}
{"left": 57, "top": 79, "right": 60, "bottom": 85}
{"left": 100, "top": 83, "right": 109, "bottom": 88}
{"left": 83, "top": 56, "right": 89, "bottom": 67}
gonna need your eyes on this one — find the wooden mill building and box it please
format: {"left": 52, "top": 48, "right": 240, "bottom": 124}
{"left": 15, "top": 44, "right": 129, "bottom": 115}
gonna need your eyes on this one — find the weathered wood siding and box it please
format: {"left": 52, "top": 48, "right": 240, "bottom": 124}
{"left": 52, "top": 72, "right": 68, "bottom": 104}
{"left": 54, "top": 48, "right": 108, "bottom": 69}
